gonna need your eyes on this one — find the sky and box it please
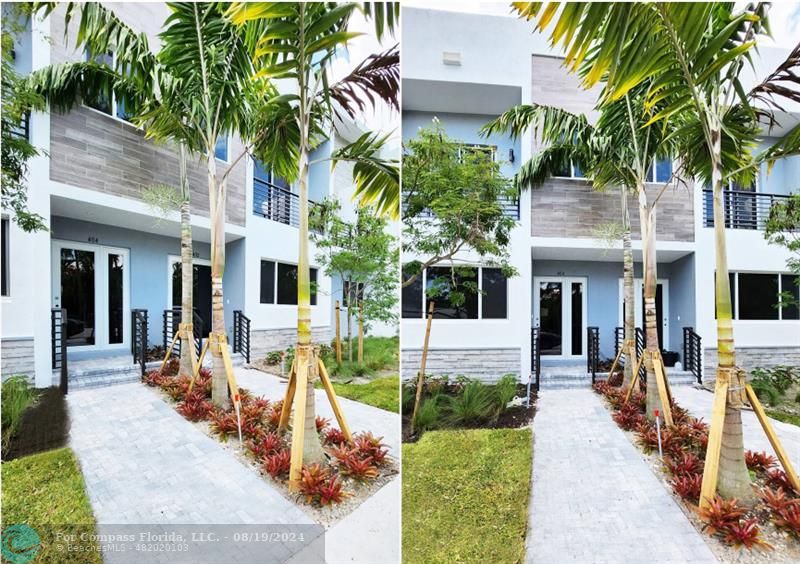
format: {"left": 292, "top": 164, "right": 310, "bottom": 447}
{"left": 403, "top": 1, "right": 800, "bottom": 49}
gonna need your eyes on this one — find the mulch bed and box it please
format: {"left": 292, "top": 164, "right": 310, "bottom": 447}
{"left": 3, "top": 388, "right": 70, "bottom": 461}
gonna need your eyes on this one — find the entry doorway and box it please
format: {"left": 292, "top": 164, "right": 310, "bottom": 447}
{"left": 533, "top": 276, "right": 587, "bottom": 359}
{"left": 617, "top": 278, "right": 670, "bottom": 350}
{"left": 51, "top": 240, "right": 130, "bottom": 351}
{"left": 168, "top": 256, "right": 213, "bottom": 336}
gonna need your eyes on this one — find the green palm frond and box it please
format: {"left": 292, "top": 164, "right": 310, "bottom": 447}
{"left": 332, "top": 131, "right": 399, "bottom": 219}
{"left": 328, "top": 44, "right": 399, "bottom": 118}
{"left": 361, "top": 2, "right": 400, "bottom": 42}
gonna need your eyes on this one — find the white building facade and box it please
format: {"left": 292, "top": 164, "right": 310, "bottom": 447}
{"left": 1, "top": 4, "right": 387, "bottom": 388}
{"left": 400, "top": 7, "right": 799, "bottom": 384}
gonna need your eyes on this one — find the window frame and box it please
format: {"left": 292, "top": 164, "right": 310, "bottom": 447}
{"left": 726, "top": 271, "right": 800, "bottom": 321}
{"left": 214, "top": 135, "right": 230, "bottom": 163}
{"left": 82, "top": 49, "right": 135, "bottom": 125}
{"left": 259, "top": 259, "right": 318, "bottom": 306}
{"left": 402, "top": 264, "right": 508, "bottom": 321}
{"left": 552, "top": 161, "right": 587, "bottom": 180}
{"left": 647, "top": 157, "right": 674, "bottom": 184}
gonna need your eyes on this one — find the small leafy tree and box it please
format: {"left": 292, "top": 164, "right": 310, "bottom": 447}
{"left": 312, "top": 200, "right": 398, "bottom": 361}
{"left": 1, "top": 5, "right": 46, "bottom": 232}
{"left": 765, "top": 193, "right": 800, "bottom": 308}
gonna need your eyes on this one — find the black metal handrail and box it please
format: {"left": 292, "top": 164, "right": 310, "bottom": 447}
{"left": 51, "top": 308, "right": 67, "bottom": 394}
{"left": 702, "top": 189, "right": 789, "bottom": 231}
{"left": 233, "top": 310, "right": 251, "bottom": 364}
{"left": 587, "top": 326, "right": 599, "bottom": 383}
{"left": 531, "top": 326, "right": 541, "bottom": 391}
{"left": 635, "top": 328, "right": 646, "bottom": 381}
{"left": 683, "top": 326, "right": 702, "bottom": 384}
{"left": 252, "top": 178, "right": 318, "bottom": 228}
{"left": 402, "top": 193, "right": 520, "bottom": 220}
{"left": 163, "top": 308, "right": 202, "bottom": 358}
{"left": 131, "top": 309, "right": 148, "bottom": 376}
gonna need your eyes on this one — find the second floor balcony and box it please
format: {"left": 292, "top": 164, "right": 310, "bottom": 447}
{"left": 252, "top": 177, "right": 317, "bottom": 229}
{"left": 702, "top": 189, "right": 791, "bottom": 231}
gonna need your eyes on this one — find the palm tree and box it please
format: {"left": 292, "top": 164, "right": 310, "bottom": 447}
{"left": 482, "top": 92, "right": 678, "bottom": 404}
{"left": 511, "top": 1, "right": 800, "bottom": 502}
{"left": 227, "top": 2, "right": 399, "bottom": 483}
{"left": 27, "top": 3, "right": 202, "bottom": 377}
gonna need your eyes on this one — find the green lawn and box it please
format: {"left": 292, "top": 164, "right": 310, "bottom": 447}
{"left": 766, "top": 408, "right": 800, "bottom": 427}
{"left": 2, "top": 447, "right": 101, "bottom": 563}
{"left": 317, "top": 375, "right": 399, "bottom": 412}
{"left": 402, "top": 428, "right": 533, "bottom": 563}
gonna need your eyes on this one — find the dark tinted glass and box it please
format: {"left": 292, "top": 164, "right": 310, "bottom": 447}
{"left": 402, "top": 266, "right": 423, "bottom": 318}
{"left": 738, "top": 273, "right": 779, "bottom": 320}
{"left": 781, "top": 274, "right": 799, "bottom": 320}
{"left": 108, "top": 254, "right": 123, "bottom": 344}
{"left": 260, "top": 260, "right": 275, "bottom": 304}
{"left": 426, "top": 267, "right": 478, "bottom": 319}
{"left": 482, "top": 268, "right": 507, "bottom": 319}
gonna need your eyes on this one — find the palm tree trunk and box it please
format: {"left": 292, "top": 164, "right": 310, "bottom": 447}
{"left": 638, "top": 188, "right": 663, "bottom": 421}
{"left": 178, "top": 144, "right": 194, "bottom": 378}
{"left": 207, "top": 155, "right": 228, "bottom": 409}
{"left": 621, "top": 187, "right": 635, "bottom": 388}
{"left": 709, "top": 120, "right": 751, "bottom": 500}
{"left": 295, "top": 97, "right": 325, "bottom": 464}
{"left": 347, "top": 298, "right": 353, "bottom": 362}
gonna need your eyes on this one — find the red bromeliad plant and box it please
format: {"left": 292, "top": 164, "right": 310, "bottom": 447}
{"left": 665, "top": 452, "right": 704, "bottom": 478}
{"left": 767, "top": 469, "right": 797, "bottom": 493}
{"left": 759, "top": 486, "right": 800, "bottom": 514}
{"left": 323, "top": 427, "right": 347, "bottom": 446}
{"left": 263, "top": 449, "right": 292, "bottom": 478}
{"left": 298, "top": 463, "right": 331, "bottom": 505}
{"left": 267, "top": 401, "right": 284, "bottom": 428}
{"left": 246, "top": 431, "right": 285, "bottom": 460}
{"left": 671, "top": 474, "right": 703, "bottom": 502}
{"left": 177, "top": 393, "right": 215, "bottom": 422}
{"left": 773, "top": 504, "right": 800, "bottom": 537}
{"left": 745, "top": 451, "right": 778, "bottom": 473}
{"left": 722, "top": 518, "right": 773, "bottom": 551}
{"left": 315, "top": 417, "right": 330, "bottom": 433}
{"left": 353, "top": 432, "right": 389, "bottom": 466}
{"left": 612, "top": 403, "right": 644, "bottom": 431}
{"left": 318, "top": 475, "right": 348, "bottom": 506}
{"left": 698, "top": 495, "right": 746, "bottom": 536}
{"left": 339, "top": 455, "right": 379, "bottom": 481}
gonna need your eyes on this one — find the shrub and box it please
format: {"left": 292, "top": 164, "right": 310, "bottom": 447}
{"left": 316, "top": 416, "right": 330, "bottom": 433}
{"left": 263, "top": 449, "right": 291, "bottom": 478}
{"left": 163, "top": 375, "right": 192, "bottom": 401}
{"left": 773, "top": 504, "right": 800, "bottom": 537}
{"left": 401, "top": 384, "right": 416, "bottom": 413}
{"left": 592, "top": 381, "right": 611, "bottom": 395}
{"left": 265, "top": 350, "right": 283, "bottom": 365}
{"left": 665, "top": 452, "right": 704, "bottom": 477}
{"left": 143, "top": 370, "right": 169, "bottom": 387}
{"left": 209, "top": 409, "right": 240, "bottom": 438}
{"left": 745, "top": 450, "right": 778, "bottom": 473}
{"left": 1, "top": 376, "right": 36, "bottom": 452}
{"left": 323, "top": 427, "right": 347, "bottom": 446}
{"left": 446, "top": 381, "right": 495, "bottom": 425}
{"left": 493, "top": 374, "right": 518, "bottom": 417}
{"left": 318, "top": 475, "right": 348, "bottom": 506}
{"left": 267, "top": 401, "right": 284, "bottom": 428}
{"left": 750, "top": 378, "right": 781, "bottom": 405}
{"left": 671, "top": 474, "right": 703, "bottom": 502}
{"left": 698, "top": 495, "right": 746, "bottom": 535}
{"left": 299, "top": 463, "right": 331, "bottom": 504}
{"left": 751, "top": 366, "right": 798, "bottom": 395}
{"left": 722, "top": 518, "right": 772, "bottom": 550}
{"left": 759, "top": 487, "right": 800, "bottom": 514}
{"left": 607, "top": 371, "right": 623, "bottom": 387}
{"left": 766, "top": 469, "right": 797, "bottom": 493}
{"left": 176, "top": 393, "right": 214, "bottom": 422}
{"left": 413, "top": 397, "right": 441, "bottom": 432}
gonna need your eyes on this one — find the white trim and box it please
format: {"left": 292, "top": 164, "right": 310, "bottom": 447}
{"left": 51, "top": 239, "right": 130, "bottom": 352}
{"left": 533, "top": 275, "right": 587, "bottom": 359}
{"left": 617, "top": 277, "right": 670, "bottom": 350}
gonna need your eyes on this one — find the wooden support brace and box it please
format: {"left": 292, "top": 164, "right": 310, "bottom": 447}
{"left": 607, "top": 346, "right": 624, "bottom": 381}
{"left": 288, "top": 359, "right": 309, "bottom": 491}
{"left": 159, "top": 331, "right": 180, "bottom": 374}
{"left": 699, "top": 378, "right": 729, "bottom": 509}
{"left": 335, "top": 300, "right": 342, "bottom": 364}
{"left": 652, "top": 353, "right": 674, "bottom": 427}
{"left": 187, "top": 339, "right": 210, "bottom": 394}
{"left": 318, "top": 358, "right": 352, "bottom": 441}
{"left": 745, "top": 384, "right": 800, "bottom": 493}
{"left": 278, "top": 359, "right": 297, "bottom": 432}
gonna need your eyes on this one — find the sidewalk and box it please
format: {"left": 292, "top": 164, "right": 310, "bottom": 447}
{"left": 525, "top": 388, "right": 717, "bottom": 563}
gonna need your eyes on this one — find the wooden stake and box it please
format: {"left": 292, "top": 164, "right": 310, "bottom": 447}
{"left": 187, "top": 338, "right": 210, "bottom": 394}
{"left": 288, "top": 353, "right": 308, "bottom": 491}
{"left": 652, "top": 353, "right": 674, "bottom": 427}
{"left": 746, "top": 384, "right": 800, "bottom": 492}
{"left": 278, "top": 358, "right": 297, "bottom": 432}
{"left": 335, "top": 300, "right": 342, "bottom": 363}
{"left": 699, "top": 377, "right": 729, "bottom": 509}
{"left": 607, "top": 345, "right": 624, "bottom": 381}
{"left": 159, "top": 331, "right": 181, "bottom": 373}
{"left": 411, "top": 301, "right": 434, "bottom": 430}
{"left": 357, "top": 302, "right": 364, "bottom": 365}
{"left": 318, "top": 358, "right": 352, "bottom": 440}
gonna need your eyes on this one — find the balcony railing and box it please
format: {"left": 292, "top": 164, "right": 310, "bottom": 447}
{"left": 253, "top": 178, "right": 316, "bottom": 228}
{"left": 402, "top": 194, "right": 520, "bottom": 220}
{"left": 702, "top": 189, "right": 789, "bottom": 231}
{"left": 9, "top": 112, "right": 29, "bottom": 141}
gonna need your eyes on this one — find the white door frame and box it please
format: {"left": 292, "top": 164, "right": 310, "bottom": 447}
{"left": 166, "top": 255, "right": 212, "bottom": 309}
{"left": 617, "top": 278, "right": 670, "bottom": 350}
{"left": 533, "top": 276, "right": 588, "bottom": 359}
{"left": 51, "top": 240, "right": 130, "bottom": 352}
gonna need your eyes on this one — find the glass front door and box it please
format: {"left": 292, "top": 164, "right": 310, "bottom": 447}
{"left": 619, "top": 279, "right": 670, "bottom": 351}
{"left": 534, "top": 277, "right": 587, "bottom": 358}
{"left": 52, "top": 241, "right": 129, "bottom": 350}
{"left": 171, "top": 261, "right": 213, "bottom": 335}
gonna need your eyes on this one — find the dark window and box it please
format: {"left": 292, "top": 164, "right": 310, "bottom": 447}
{"left": 85, "top": 50, "right": 113, "bottom": 115}
{"left": 402, "top": 266, "right": 423, "bottom": 318}
{"left": 481, "top": 268, "right": 507, "bottom": 319}
{"left": 215, "top": 136, "right": 229, "bottom": 161}
{"left": 781, "top": 274, "right": 799, "bottom": 320}
{"left": 738, "top": 273, "right": 779, "bottom": 320}
{"left": 275, "top": 262, "right": 317, "bottom": 305}
{"left": 1, "top": 218, "right": 8, "bottom": 296}
{"left": 649, "top": 158, "right": 673, "bottom": 183}
{"left": 571, "top": 282, "right": 583, "bottom": 355}
{"left": 108, "top": 254, "right": 123, "bottom": 344}
{"left": 426, "top": 266, "right": 478, "bottom": 319}
{"left": 260, "top": 260, "right": 275, "bottom": 304}
{"left": 714, "top": 272, "right": 737, "bottom": 319}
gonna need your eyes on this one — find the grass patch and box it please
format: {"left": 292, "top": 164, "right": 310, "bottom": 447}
{"left": 316, "top": 375, "right": 398, "bottom": 412}
{"left": 1, "top": 375, "right": 37, "bottom": 453}
{"left": 402, "top": 428, "right": 532, "bottom": 563}
{"left": 766, "top": 408, "right": 800, "bottom": 427}
{"left": 1, "top": 447, "right": 100, "bottom": 563}
{"left": 324, "top": 336, "right": 398, "bottom": 377}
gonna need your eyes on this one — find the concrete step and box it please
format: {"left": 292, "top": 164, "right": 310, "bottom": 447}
{"left": 538, "top": 370, "right": 698, "bottom": 390}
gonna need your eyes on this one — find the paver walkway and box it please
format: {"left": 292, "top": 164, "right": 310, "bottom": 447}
{"left": 525, "top": 388, "right": 717, "bottom": 563}
{"left": 671, "top": 386, "right": 800, "bottom": 472}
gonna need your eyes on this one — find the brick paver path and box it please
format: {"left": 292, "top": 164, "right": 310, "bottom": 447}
{"left": 525, "top": 389, "right": 717, "bottom": 563}
{"left": 67, "top": 383, "right": 318, "bottom": 563}
{"left": 671, "top": 386, "right": 800, "bottom": 472}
